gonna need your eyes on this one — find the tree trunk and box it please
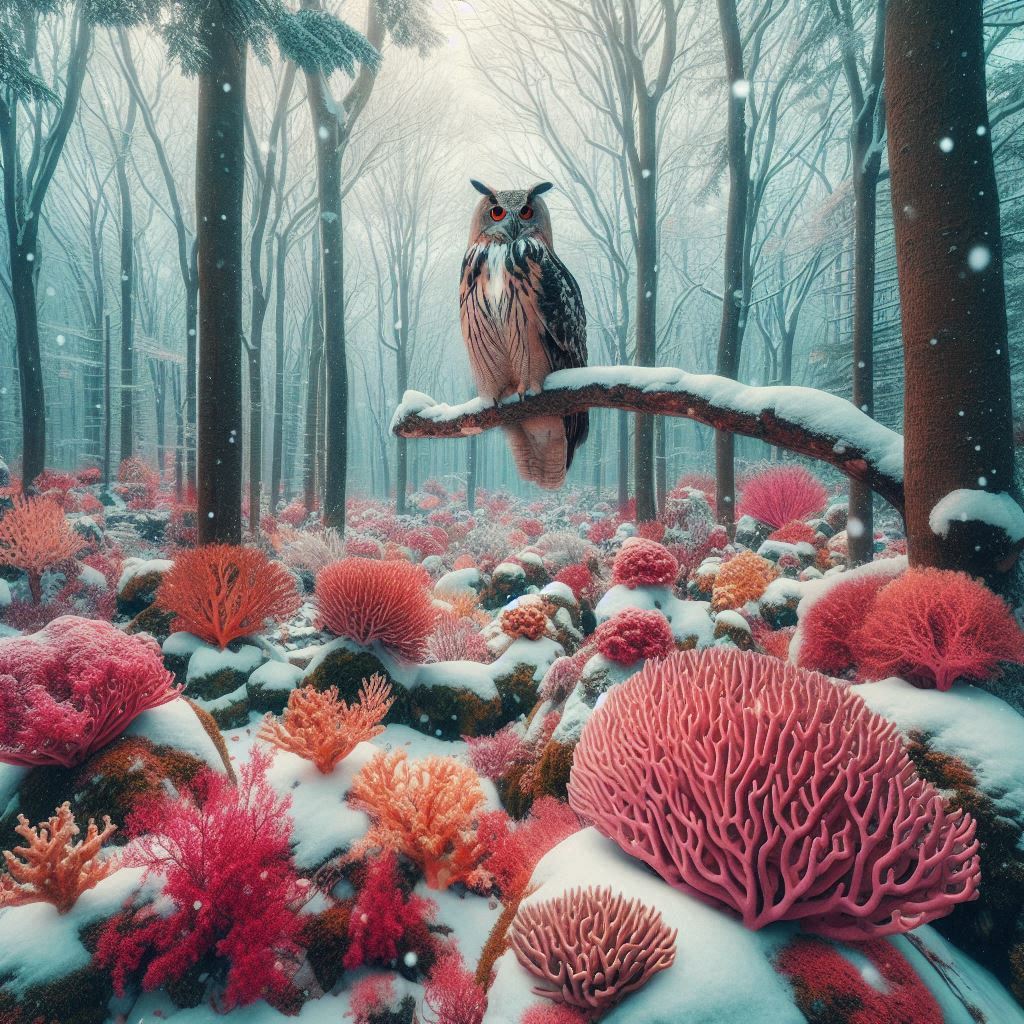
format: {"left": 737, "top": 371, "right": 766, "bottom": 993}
{"left": 9, "top": 257, "right": 45, "bottom": 487}
{"left": 248, "top": 292, "right": 268, "bottom": 530}
{"left": 196, "top": 11, "right": 246, "bottom": 545}
{"left": 467, "top": 432, "right": 477, "bottom": 512}
{"left": 304, "top": 245, "right": 323, "bottom": 513}
{"left": 116, "top": 98, "right": 137, "bottom": 464}
{"left": 886, "top": 0, "right": 1017, "bottom": 585}
{"left": 715, "top": 0, "right": 749, "bottom": 531}
{"left": 185, "top": 251, "right": 198, "bottom": 494}
{"left": 270, "top": 239, "right": 287, "bottom": 512}
{"left": 172, "top": 365, "right": 184, "bottom": 499}
{"left": 103, "top": 314, "right": 112, "bottom": 486}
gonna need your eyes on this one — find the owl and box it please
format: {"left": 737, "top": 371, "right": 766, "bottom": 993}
{"left": 459, "top": 179, "right": 588, "bottom": 490}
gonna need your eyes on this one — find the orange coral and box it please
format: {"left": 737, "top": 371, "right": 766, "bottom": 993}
{"left": 349, "top": 750, "right": 489, "bottom": 890}
{"left": 156, "top": 544, "right": 301, "bottom": 649}
{"left": 711, "top": 551, "right": 779, "bottom": 611}
{"left": 0, "top": 802, "right": 117, "bottom": 913}
{"left": 258, "top": 674, "right": 394, "bottom": 774}
{"left": 0, "top": 495, "right": 84, "bottom": 602}
{"left": 501, "top": 602, "right": 549, "bottom": 641}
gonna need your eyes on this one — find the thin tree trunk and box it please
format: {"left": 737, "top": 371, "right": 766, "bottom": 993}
{"left": 270, "top": 239, "right": 287, "bottom": 511}
{"left": 103, "top": 314, "right": 112, "bottom": 486}
{"left": 196, "top": 10, "right": 246, "bottom": 545}
{"left": 185, "top": 248, "right": 198, "bottom": 493}
{"left": 304, "top": 244, "right": 323, "bottom": 512}
{"left": 886, "top": 0, "right": 1017, "bottom": 587}
{"left": 116, "top": 97, "right": 138, "bottom": 463}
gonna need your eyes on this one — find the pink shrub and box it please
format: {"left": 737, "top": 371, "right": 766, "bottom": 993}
{"left": 853, "top": 568, "right": 1024, "bottom": 691}
{"left": 568, "top": 648, "right": 980, "bottom": 939}
{"left": 738, "top": 466, "right": 828, "bottom": 529}
{"left": 96, "top": 750, "right": 304, "bottom": 1008}
{"left": 520, "top": 1007, "right": 590, "bottom": 1024}
{"left": 465, "top": 723, "right": 532, "bottom": 780}
{"left": 538, "top": 651, "right": 590, "bottom": 703}
{"left": 797, "top": 572, "right": 895, "bottom": 676}
{"left": 611, "top": 538, "right": 678, "bottom": 588}
{"left": 553, "top": 564, "right": 594, "bottom": 602}
{"left": 422, "top": 950, "right": 488, "bottom": 1024}
{"left": 427, "top": 611, "right": 491, "bottom": 664}
{"left": 315, "top": 558, "right": 438, "bottom": 661}
{"left": 593, "top": 608, "right": 675, "bottom": 666}
{"left": 0, "top": 617, "right": 181, "bottom": 768}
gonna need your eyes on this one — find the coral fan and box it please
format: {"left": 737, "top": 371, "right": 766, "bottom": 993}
{"left": 568, "top": 649, "right": 980, "bottom": 939}
{"left": 853, "top": 568, "right": 1024, "bottom": 691}
{"left": 510, "top": 886, "right": 676, "bottom": 1012}
{"left": 501, "top": 602, "right": 550, "bottom": 642}
{"left": 0, "top": 495, "right": 84, "bottom": 602}
{"left": 156, "top": 544, "right": 300, "bottom": 648}
{"left": 593, "top": 608, "right": 675, "bottom": 665}
{"left": 711, "top": 550, "right": 779, "bottom": 611}
{"left": 738, "top": 466, "right": 828, "bottom": 529}
{"left": 349, "top": 750, "right": 488, "bottom": 890}
{"left": 0, "top": 802, "right": 117, "bottom": 913}
{"left": 315, "top": 558, "right": 438, "bottom": 661}
{"left": 96, "top": 750, "right": 304, "bottom": 1009}
{"left": 259, "top": 674, "right": 394, "bottom": 773}
{"left": 611, "top": 538, "right": 679, "bottom": 588}
{"left": 0, "top": 616, "right": 181, "bottom": 768}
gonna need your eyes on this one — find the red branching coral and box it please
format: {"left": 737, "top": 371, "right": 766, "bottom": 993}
{"left": 568, "top": 648, "right": 980, "bottom": 939}
{"left": 797, "top": 573, "right": 894, "bottom": 676}
{"left": 403, "top": 527, "right": 447, "bottom": 559}
{"left": 0, "top": 802, "right": 117, "bottom": 913}
{"left": 0, "top": 617, "right": 182, "bottom": 768}
{"left": 349, "top": 750, "right": 489, "bottom": 890}
{"left": 423, "top": 949, "right": 488, "bottom": 1024}
{"left": 853, "top": 568, "right": 1024, "bottom": 691}
{"left": 539, "top": 651, "right": 590, "bottom": 703}
{"left": 345, "top": 534, "right": 385, "bottom": 559}
{"left": 0, "top": 495, "right": 84, "bottom": 602}
{"left": 776, "top": 936, "right": 942, "bottom": 1024}
{"left": 427, "top": 611, "right": 491, "bottom": 664}
{"left": 553, "top": 564, "right": 594, "bottom": 602}
{"left": 587, "top": 519, "right": 616, "bottom": 545}
{"left": 344, "top": 850, "right": 436, "bottom": 970}
{"left": 348, "top": 975, "right": 402, "bottom": 1024}
{"left": 259, "top": 674, "right": 394, "bottom": 773}
{"left": 501, "top": 603, "right": 550, "bottom": 642}
{"left": 711, "top": 550, "right": 779, "bottom": 611}
{"left": 315, "top": 558, "right": 438, "bottom": 661}
{"left": 611, "top": 538, "right": 678, "bottom": 588}
{"left": 465, "top": 723, "right": 533, "bottom": 780}
{"left": 753, "top": 623, "right": 795, "bottom": 661}
{"left": 738, "top": 466, "right": 828, "bottom": 529}
{"left": 768, "top": 520, "right": 819, "bottom": 546}
{"left": 96, "top": 749, "right": 304, "bottom": 1009}
{"left": 510, "top": 886, "right": 676, "bottom": 1012}
{"left": 156, "top": 544, "right": 300, "bottom": 649}
{"left": 593, "top": 608, "right": 675, "bottom": 665}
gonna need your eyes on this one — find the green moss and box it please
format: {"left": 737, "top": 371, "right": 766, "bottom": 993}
{"left": 125, "top": 603, "right": 176, "bottom": 644}
{"left": 406, "top": 683, "right": 502, "bottom": 741}
{"left": 303, "top": 646, "right": 410, "bottom": 724}
{"left": 116, "top": 569, "right": 165, "bottom": 618}
{"left": 497, "top": 765, "right": 534, "bottom": 819}
{"left": 300, "top": 902, "right": 352, "bottom": 992}
{"left": 492, "top": 662, "right": 540, "bottom": 726}
{"left": 534, "top": 739, "right": 575, "bottom": 801}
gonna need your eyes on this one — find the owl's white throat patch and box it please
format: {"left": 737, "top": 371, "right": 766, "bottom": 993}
{"left": 485, "top": 243, "right": 508, "bottom": 314}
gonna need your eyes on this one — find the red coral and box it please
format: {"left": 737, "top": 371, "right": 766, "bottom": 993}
{"left": 156, "top": 544, "right": 300, "bottom": 649}
{"left": 738, "top": 466, "right": 828, "bottom": 529}
{"left": 0, "top": 616, "right": 182, "bottom": 768}
{"left": 0, "top": 495, "right": 85, "bottom": 602}
{"left": 768, "top": 520, "right": 819, "bottom": 546}
{"left": 611, "top": 538, "right": 679, "bottom": 588}
{"left": 568, "top": 648, "right": 980, "bottom": 939}
{"left": 422, "top": 950, "right": 488, "bottom": 1024}
{"left": 553, "top": 564, "right": 594, "bottom": 602}
{"left": 853, "top": 568, "right": 1024, "bottom": 691}
{"left": 593, "top": 608, "right": 675, "bottom": 665}
{"left": 95, "top": 749, "right": 304, "bottom": 1009}
{"left": 635, "top": 520, "right": 666, "bottom": 542}
{"left": 403, "top": 527, "right": 447, "bottom": 559}
{"left": 586, "top": 519, "right": 616, "bottom": 545}
{"left": 278, "top": 500, "right": 308, "bottom": 528}
{"left": 797, "top": 573, "right": 894, "bottom": 676}
{"left": 316, "top": 558, "right": 438, "bottom": 661}
{"left": 501, "top": 603, "right": 549, "bottom": 642}
{"left": 752, "top": 623, "right": 795, "bottom": 661}
{"left": 465, "top": 723, "right": 533, "bottom": 780}
{"left": 776, "top": 936, "right": 942, "bottom": 1024}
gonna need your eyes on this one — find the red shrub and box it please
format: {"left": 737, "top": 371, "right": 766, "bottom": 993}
{"left": 0, "top": 495, "right": 85, "bottom": 602}
{"left": 403, "top": 527, "right": 447, "bottom": 559}
{"left": 636, "top": 520, "right": 665, "bottom": 542}
{"left": 518, "top": 518, "right": 545, "bottom": 539}
{"left": 345, "top": 534, "right": 384, "bottom": 559}
{"left": 77, "top": 467, "right": 102, "bottom": 486}
{"left": 96, "top": 750, "right": 304, "bottom": 1008}
{"left": 156, "top": 544, "right": 300, "bottom": 649}
{"left": 520, "top": 1007, "right": 590, "bottom": 1024}
{"left": 278, "top": 500, "right": 308, "bottom": 528}
{"left": 0, "top": 616, "right": 181, "bottom": 768}
{"left": 853, "top": 568, "right": 1024, "bottom": 691}
{"left": 553, "top": 564, "right": 595, "bottom": 603}
{"left": 768, "top": 520, "right": 818, "bottom": 546}
{"left": 593, "top": 608, "right": 675, "bottom": 665}
{"left": 611, "top": 538, "right": 679, "bottom": 589}
{"left": 738, "top": 466, "right": 828, "bottom": 529}
{"left": 316, "top": 558, "right": 438, "bottom": 661}
{"left": 587, "top": 519, "right": 616, "bottom": 544}
{"left": 423, "top": 950, "right": 487, "bottom": 1024}
{"left": 797, "top": 573, "right": 895, "bottom": 676}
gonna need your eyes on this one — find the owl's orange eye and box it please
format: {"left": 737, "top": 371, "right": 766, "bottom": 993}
{"left": 490, "top": 207, "right": 506, "bottom": 222}
{"left": 520, "top": 205, "right": 534, "bottom": 220}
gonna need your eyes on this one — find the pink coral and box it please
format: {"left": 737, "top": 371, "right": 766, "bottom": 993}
{"left": 611, "top": 538, "right": 678, "bottom": 588}
{"left": 593, "top": 608, "right": 674, "bottom": 665}
{"left": 427, "top": 611, "right": 491, "bottom": 663}
{"left": 853, "top": 568, "right": 1024, "bottom": 691}
{"left": 738, "top": 466, "right": 828, "bottom": 529}
{"left": 465, "top": 723, "right": 533, "bottom": 780}
{"left": 0, "top": 495, "right": 85, "bottom": 602}
{"left": 422, "top": 950, "right": 488, "bottom": 1024}
{"left": 510, "top": 886, "right": 676, "bottom": 1012}
{"left": 0, "top": 617, "right": 182, "bottom": 768}
{"left": 501, "top": 603, "right": 550, "bottom": 642}
{"left": 315, "top": 558, "right": 438, "bottom": 661}
{"left": 568, "top": 648, "right": 980, "bottom": 939}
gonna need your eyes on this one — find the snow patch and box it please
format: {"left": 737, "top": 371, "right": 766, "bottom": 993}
{"left": 929, "top": 489, "right": 1024, "bottom": 542}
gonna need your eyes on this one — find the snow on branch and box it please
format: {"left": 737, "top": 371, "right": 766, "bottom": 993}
{"left": 392, "top": 366, "right": 906, "bottom": 513}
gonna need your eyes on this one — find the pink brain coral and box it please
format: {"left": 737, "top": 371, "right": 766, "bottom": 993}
{"left": 568, "top": 648, "right": 979, "bottom": 939}
{"left": 510, "top": 886, "right": 676, "bottom": 1012}
{"left": 593, "top": 608, "right": 675, "bottom": 665}
{"left": 611, "top": 538, "right": 679, "bottom": 588}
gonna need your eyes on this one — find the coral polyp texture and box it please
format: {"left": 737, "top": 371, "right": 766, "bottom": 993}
{"left": 593, "top": 607, "right": 675, "bottom": 665}
{"left": 0, "top": 616, "right": 182, "bottom": 767}
{"left": 156, "top": 543, "right": 301, "bottom": 648}
{"left": 315, "top": 557, "right": 438, "bottom": 660}
{"left": 501, "top": 602, "right": 550, "bottom": 641}
{"left": 509, "top": 886, "right": 676, "bottom": 1012}
{"left": 710, "top": 550, "right": 779, "bottom": 611}
{"left": 259, "top": 674, "right": 394, "bottom": 773}
{"left": 611, "top": 537, "right": 679, "bottom": 588}
{"left": 738, "top": 465, "right": 829, "bottom": 528}
{"left": 567, "top": 648, "right": 980, "bottom": 939}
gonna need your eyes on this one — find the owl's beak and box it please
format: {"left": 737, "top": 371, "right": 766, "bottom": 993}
{"left": 506, "top": 218, "right": 524, "bottom": 241}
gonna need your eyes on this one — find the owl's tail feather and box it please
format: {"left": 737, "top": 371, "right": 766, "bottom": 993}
{"left": 504, "top": 417, "right": 567, "bottom": 490}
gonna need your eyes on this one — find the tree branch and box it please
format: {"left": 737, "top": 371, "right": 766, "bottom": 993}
{"left": 392, "top": 366, "right": 905, "bottom": 514}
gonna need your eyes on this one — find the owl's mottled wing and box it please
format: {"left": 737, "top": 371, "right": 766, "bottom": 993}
{"left": 512, "top": 244, "right": 589, "bottom": 469}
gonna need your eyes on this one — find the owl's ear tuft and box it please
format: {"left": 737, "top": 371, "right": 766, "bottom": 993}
{"left": 528, "top": 181, "right": 554, "bottom": 199}
{"left": 470, "top": 179, "right": 496, "bottom": 199}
